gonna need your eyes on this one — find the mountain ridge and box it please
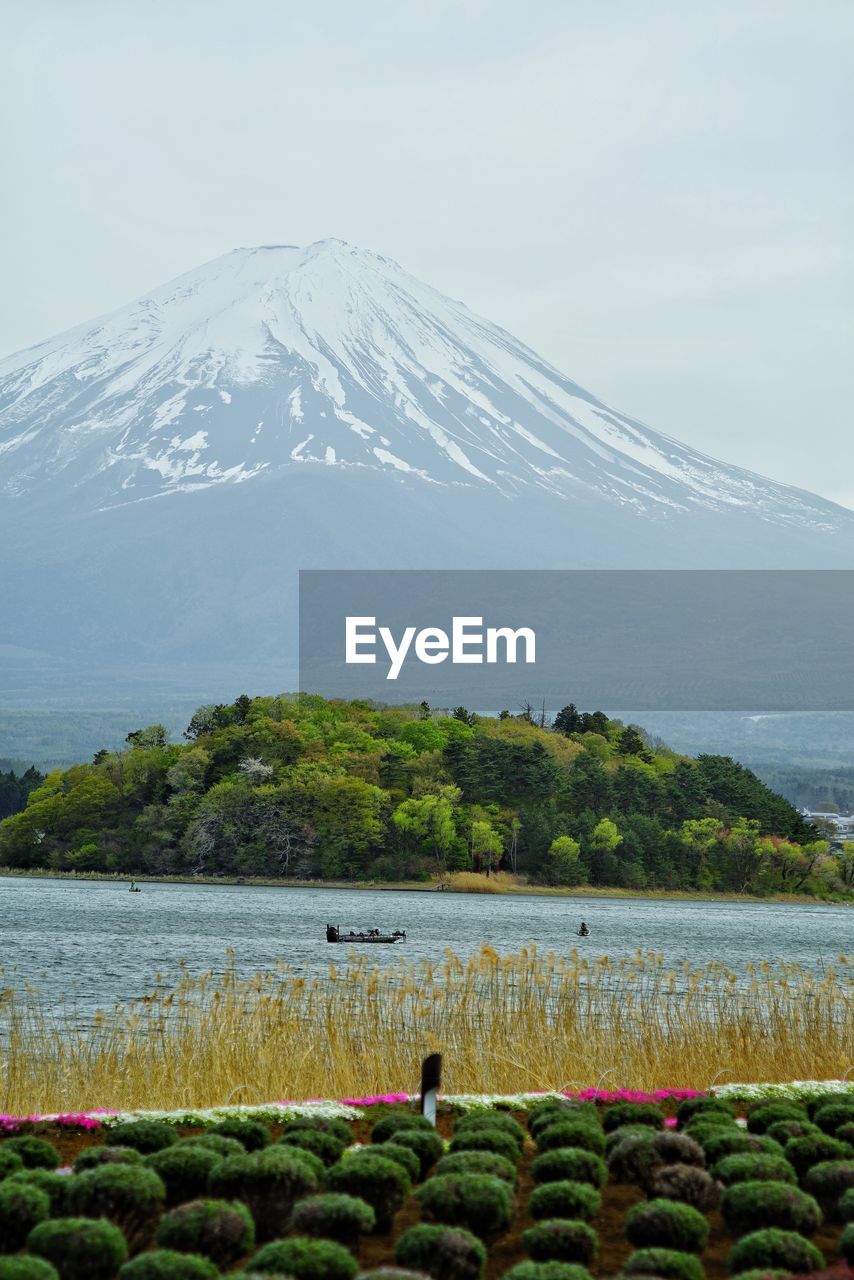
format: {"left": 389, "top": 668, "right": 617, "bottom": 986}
{"left": 2, "top": 239, "right": 853, "bottom": 703}
{"left": 2, "top": 238, "right": 850, "bottom": 531}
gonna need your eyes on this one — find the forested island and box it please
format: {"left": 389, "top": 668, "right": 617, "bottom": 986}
{"left": 1, "top": 694, "right": 852, "bottom": 896}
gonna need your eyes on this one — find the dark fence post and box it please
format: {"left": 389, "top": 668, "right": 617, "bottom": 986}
{"left": 420, "top": 1053, "right": 442, "bottom": 1126}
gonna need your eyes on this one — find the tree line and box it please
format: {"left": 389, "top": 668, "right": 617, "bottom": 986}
{"left": 0, "top": 695, "right": 850, "bottom": 896}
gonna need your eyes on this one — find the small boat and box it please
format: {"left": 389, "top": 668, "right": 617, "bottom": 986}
{"left": 326, "top": 924, "right": 406, "bottom": 944}
{"left": 129, "top": 882, "right": 141, "bottom": 893}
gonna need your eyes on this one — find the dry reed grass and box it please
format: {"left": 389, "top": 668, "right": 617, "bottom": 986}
{"left": 1, "top": 947, "right": 850, "bottom": 1115}
{"left": 445, "top": 871, "right": 513, "bottom": 893}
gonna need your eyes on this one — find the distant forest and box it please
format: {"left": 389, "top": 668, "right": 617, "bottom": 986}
{"left": 1, "top": 695, "right": 851, "bottom": 897}
{"left": 757, "top": 766, "right": 854, "bottom": 815}
{"left": 0, "top": 766, "right": 44, "bottom": 822}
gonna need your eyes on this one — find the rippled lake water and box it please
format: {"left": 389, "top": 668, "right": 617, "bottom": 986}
{"left": 0, "top": 876, "right": 850, "bottom": 1017}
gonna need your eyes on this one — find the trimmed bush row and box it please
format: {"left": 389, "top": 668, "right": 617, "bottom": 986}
{"left": 1, "top": 1091, "right": 851, "bottom": 1280}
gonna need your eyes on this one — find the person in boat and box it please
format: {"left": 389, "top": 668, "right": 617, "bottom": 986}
{"left": 577, "top": 921, "right": 589, "bottom": 936}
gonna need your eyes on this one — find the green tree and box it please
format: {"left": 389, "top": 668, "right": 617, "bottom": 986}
{"left": 470, "top": 819, "right": 503, "bottom": 875}
{"left": 544, "top": 835, "right": 585, "bottom": 886}
{"left": 553, "top": 704, "right": 582, "bottom": 736}
{"left": 393, "top": 786, "right": 461, "bottom": 878}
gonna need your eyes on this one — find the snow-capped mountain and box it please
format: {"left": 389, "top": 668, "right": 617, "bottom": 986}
{"left": 1, "top": 238, "right": 849, "bottom": 531}
{"left": 1, "top": 239, "right": 853, "bottom": 706}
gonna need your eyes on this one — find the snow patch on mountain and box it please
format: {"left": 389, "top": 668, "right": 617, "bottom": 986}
{"left": 0, "top": 238, "right": 849, "bottom": 533}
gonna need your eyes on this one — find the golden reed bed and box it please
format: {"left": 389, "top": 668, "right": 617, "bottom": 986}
{"left": 1, "top": 947, "right": 851, "bottom": 1115}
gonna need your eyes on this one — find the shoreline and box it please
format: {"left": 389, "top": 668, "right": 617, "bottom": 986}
{"left": 1, "top": 866, "right": 847, "bottom": 904}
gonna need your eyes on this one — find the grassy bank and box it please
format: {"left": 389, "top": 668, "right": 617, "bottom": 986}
{"left": 1, "top": 865, "right": 846, "bottom": 903}
{"left": 1, "top": 947, "right": 850, "bottom": 1114}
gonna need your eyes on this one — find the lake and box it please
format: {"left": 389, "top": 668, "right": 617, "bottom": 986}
{"left": 0, "top": 876, "right": 850, "bottom": 1017}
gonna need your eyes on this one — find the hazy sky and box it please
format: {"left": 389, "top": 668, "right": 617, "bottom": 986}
{"left": 3, "top": 0, "right": 852, "bottom": 505}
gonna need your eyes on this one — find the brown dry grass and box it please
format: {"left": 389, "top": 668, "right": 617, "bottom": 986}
{"left": 1, "top": 946, "right": 850, "bottom": 1115}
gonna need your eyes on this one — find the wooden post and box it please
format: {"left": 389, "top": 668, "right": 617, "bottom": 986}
{"left": 420, "top": 1053, "right": 442, "bottom": 1126}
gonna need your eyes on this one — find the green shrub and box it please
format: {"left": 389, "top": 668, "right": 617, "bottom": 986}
{"left": 727, "top": 1227, "right": 823, "bottom": 1274}
{"left": 536, "top": 1123, "right": 605, "bottom": 1157}
{"left": 0, "top": 1259, "right": 60, "bottom": 1280}
{"left": 27, "top": 1216, "right": 129, "bottom": 1280}
{"left": 105, "top": 1120, "right": 177, "bottom": 1155}
{"left": 648, "top": 1164, "right": 719, "bottom": 1210}
{"left": 371, "top": 1113, "right": 435, "bottom": 1145}
{"left": 415, "top": 1172, "right": 513, "bottom": 1239}
{"left": 527, "top": 1180, "right": 600, "bottom": 1222}
{"left": 380, "top": 1141, "right": 424, "bottom": 1183}
{"left": 284, "top": 1115, "right": 354, "bottom": 1146}
{"left": 326, "top": 1151, "right": 411, "bottom": 1231}
{"left": 838, "top": 1120, "right": 854, "bottom": 1146}
{"left": 606, "top": 1133, "right": 661, "bottom": 1185}
{"left": 802, "top": 1158, "right": 854, "bottom": 1202}
{"left": 605, "top": 1125, "right": 656, "bottom": 1156}
{"left": 683, "top": 1113, "right": 738, "bottom": 1139}
{"left": 0, "top": 1146, "right": 25, "bottom": 1178}
{"left": 435, "top": 1150, "right": 516, "bottom": 1185}
{"left": 812, "top": 1101, "right": 854, "bottom": 1136}
{"left": 521, "top": 1220, "right": 598, "bottom": 1265}
{"left": 712, "top": 1152, "right": 796, "bottom": 1187}
{"left": 720, "top": 1180, "right": 821, "bottom": 1235}
{"left": 530, "top": 1149, "right": 607, "bottom": 1188}
{"left": 395, "top": 1223, "right": 487, "bottom": 1280}
{"left": 3, "top": 1168, "right": 70, "bottom": 1215}
{"left": 500, "top": 1264, "right": 593, "bottom": 1280}
{"left": 623, "top": 1247, "right": 704, "bottom": 1280}
{"left": 448, "top": 1128, "right": 520, "bottom": 1165}
{"left": 840, "top": 1184, "right": 854, "bottom": 1220}
{"left": 0, "top": 1178, "right": 51, "bottom": 1250}
{"left": 279, "top": 1128, "right": 345, "bottom": 1167}
{"left": 784, "top": 1134, "right": 853, "bottom": 1177}
{"left": 602, "top": 1104, "right": 663, "bottom": 1133}
{"left": 208, "top": 1145, "right": 321, "bottom": 1240}
{"left": 765, "top": 1119, "right": 820, "bottom": 1145}
{"left": 352, "top": 1270, "right": 432, "bottom": 1280}
{"left": 145, "top": 1143, "right": 223, "bottom": 1205}
{"left": 840, "top": 1220, "right": 854, "bottom": 1265}
{"left": 455, "top": 1113, "right": 525, "bottom": 1152}
{"left": 726, "top": 1272, "right": 790, "bottom": 1280}
{"left": 180, "top": 1133, "right": 245, "bottom": 1159}
{"left": 208, "top": 1118, "right": 271, "bottom": 1151}
{"left": 73, "top": 1146, "right": 142, "bottom": 1172}
{"left": 156, "top": 1196, "right": 254, "bottom": 1265}
{"left": 624, "top": 1199, "right": 709, "bottom": 1253}
{"left": 290, "top": 1191, "right": 375, "bottom": 1243}
{"left": 701, "top": 1131, "right": 782, "bottom": 1163}
{"left": 675, "top": 1096, "right": 736, "bottom": 1126}
{"left": 2, "top": 1136, "right": 61, "bottom": 1170}
{"left": 527, "top": 1100, "right": 598, "bottom": 1137}
{"left": 386, "top": 1126, "right": 445, "bottom": 1177}
{"left": 118, "top": 1253, "right": 220, "bottom": 1280}
{"left": 69, "top": 1163, "right": 165, "bottom": 1249}
{"left": 650, "top": 1133, "right": 705, "bottom": 1168}
{"left": 746, "top": 1103, "right": 808, "bottom": 1134}
{"left": 247, "top": 1235, "right": 358, "bottom": 1279}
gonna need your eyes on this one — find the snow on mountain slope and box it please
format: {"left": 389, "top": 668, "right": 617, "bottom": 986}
{"left": 0, "top": 238, "right": 847, "bottom": 531}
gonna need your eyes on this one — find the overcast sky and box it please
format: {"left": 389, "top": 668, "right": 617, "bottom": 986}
{"left": 3, "top": 0, "right": 852, "bottom": 505}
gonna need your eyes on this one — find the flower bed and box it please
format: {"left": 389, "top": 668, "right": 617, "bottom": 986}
{"left": 0, "top": 1083, "right": 851, "bottom": 1279}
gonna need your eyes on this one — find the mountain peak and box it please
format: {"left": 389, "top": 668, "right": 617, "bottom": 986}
{"left": 0, "top": 243, "right": 850, "bottom": 536}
